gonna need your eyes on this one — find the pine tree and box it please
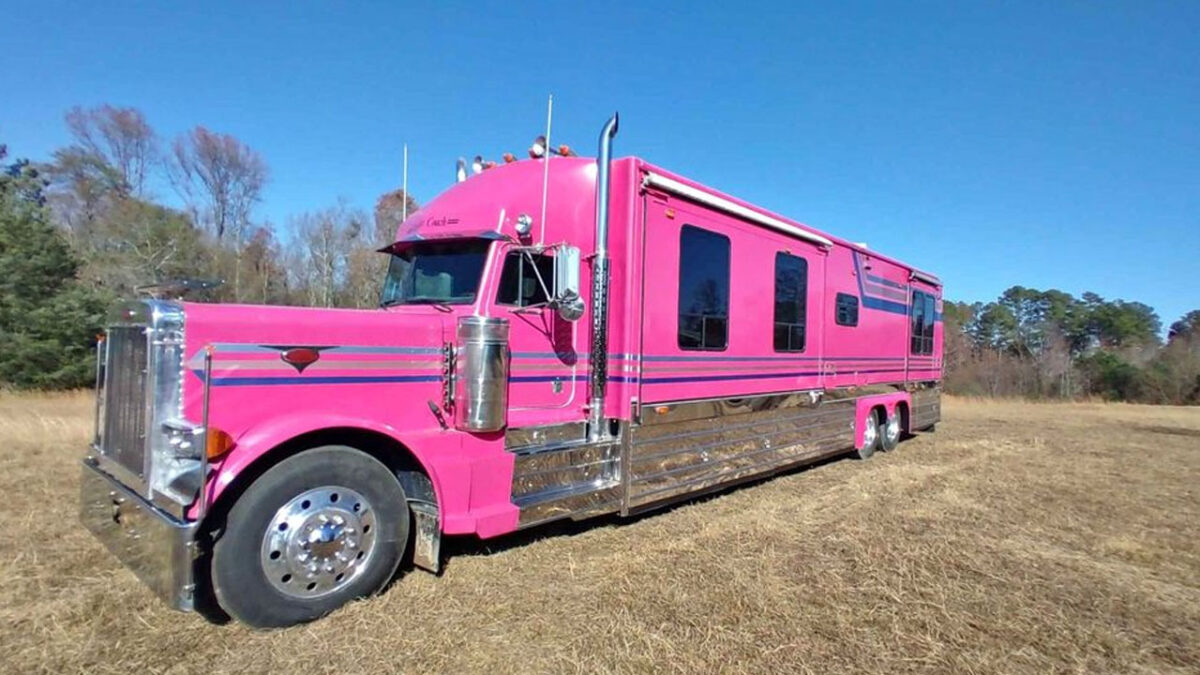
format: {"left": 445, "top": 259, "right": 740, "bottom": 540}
{"left": 0, "top": 145, "right": 107, "bottom": 388}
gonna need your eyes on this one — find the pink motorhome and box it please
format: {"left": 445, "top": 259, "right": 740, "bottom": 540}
{"left": 81, "top": 114, "right": 943, "bottom": 627}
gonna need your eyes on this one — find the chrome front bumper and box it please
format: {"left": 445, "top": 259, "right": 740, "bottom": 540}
{"left": 80, "top": 458, "right": 198, "bottom": 610}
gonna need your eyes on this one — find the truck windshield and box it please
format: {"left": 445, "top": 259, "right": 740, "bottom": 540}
{"left": 381, "top": 239, "right": 491, "bottom": 306}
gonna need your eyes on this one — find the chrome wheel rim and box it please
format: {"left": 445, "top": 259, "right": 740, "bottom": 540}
{"left": 261, "top": 486, "right": 377, "bottom": 599}
{"left": 862, "top": 416, "right": 879, "bottom": 450}
{"left": 884, "top": 415, "right": 901, "bottom": 447}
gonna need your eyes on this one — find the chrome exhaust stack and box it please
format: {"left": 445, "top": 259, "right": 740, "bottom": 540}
{"left": 588, "top": 113, "right": 619, "bottom": 440}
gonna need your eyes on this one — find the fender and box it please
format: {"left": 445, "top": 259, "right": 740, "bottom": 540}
{"left": 197, "top": 413, "right": 520, "bottom": 538}
{"left": 854, "top": 392, "right": 910, "bottom": 448}
{"left": 200, "top": 413, "right": 450, "bottom": 521}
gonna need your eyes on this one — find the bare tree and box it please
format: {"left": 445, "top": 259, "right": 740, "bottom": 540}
{"left": 170, "top": 127, "right": 268, "bottom": 299}
{"left": 292, "top": 202, "right": 366, "bottom": 307}
{"left": 373, "top": 188, "right": 419, "bottom": 241}
{"left": 64, "top": 105, "right": 158, "bottom": 196}
{"left": 170, "top": 126, "right": 267, "bottom": 242}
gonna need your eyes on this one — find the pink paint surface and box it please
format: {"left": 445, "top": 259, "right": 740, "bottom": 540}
{"left": 181, "top": 156, "right": 943, "bottom": 535}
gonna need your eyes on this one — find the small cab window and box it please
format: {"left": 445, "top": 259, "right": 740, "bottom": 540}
{"left": 773, "top": 252, "right": 807, "bottom": 352}
{"left": 835, "top": 293, "right": 859, "bottom": 327}
{"left": 678, "top": 225, "right": 730, "bottom": 350}
{"left": 911, "top": 290, "right": 936, "bottom": 354}
{"left": 496, "top": 251, "right": 555, "bottom": 307}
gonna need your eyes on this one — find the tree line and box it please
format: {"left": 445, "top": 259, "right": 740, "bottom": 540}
{"left": 944, "top": 289, "right": 1200, "bottom": 404}
{"left": 1, "top": 104, "right": 414, "bottom": 387}
{"left": 2, "top": 104, "right": 1197, "bottom": 403}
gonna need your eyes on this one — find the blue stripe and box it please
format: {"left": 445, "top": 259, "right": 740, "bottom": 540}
{"left": 641, "top": 354, "right": 906, "bottom": 362}
{"left": 509, "top": 374, "right": 639, "bottom": 384}
{"left": 196, "top": 372, "right": 442, "bottom": 387}
{"left": 861, "top": 295, "right": 911, "bottom": 316}
{"left": 865, "top": 273, "right": 907, "bottom": 290}
{"left": 853, "top": 251, "right": 944, "bottom": 320}
{"left": 643, "top": 367, "right": 908, "bottom": 385}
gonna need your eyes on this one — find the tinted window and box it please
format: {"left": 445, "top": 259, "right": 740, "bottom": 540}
{"left": 496, "top": 251, "right": 554, "bottom": 307}
{"left": 835, "top": 293, "right": 859, "bottom": 327}
{"left": 381, "top": 239, "right": 491, "bottom": 306}
{"left": 773, "top": 252, "right": 807, "bottom": 352}
{"left": 911, "top": 290, "right": 936, "bottom": 354}
{"left": 678, "top": 225, "right": 730, "bottom": 350}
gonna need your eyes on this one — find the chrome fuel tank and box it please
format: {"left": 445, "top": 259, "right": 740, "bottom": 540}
{"left": 454, "top": 316, "right": 510, "bottom": 432}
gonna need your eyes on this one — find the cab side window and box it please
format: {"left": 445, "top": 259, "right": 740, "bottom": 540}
{"left": 496, "top": 251, "right": 554, "bottom": 307}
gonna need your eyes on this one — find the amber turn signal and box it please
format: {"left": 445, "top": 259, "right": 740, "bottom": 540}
{"left": 206, "top": 427, "right": 235, "bottom": 460}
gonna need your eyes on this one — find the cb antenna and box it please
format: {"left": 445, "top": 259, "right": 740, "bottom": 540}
{"left": 402, "top": 143, "right": 409, "bottom": 223}
{"left": 539, "top": 94, "right": 553, "bottom": 244}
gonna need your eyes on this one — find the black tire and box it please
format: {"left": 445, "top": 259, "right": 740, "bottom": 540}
{"left": 854, "top": 410, "right": 880, "bottom": 460}
{"left": 880, "top": 410, "right": 901, "bottom": 452}
{"left": 212, "top": 446, "right": 409, "bottom": 628}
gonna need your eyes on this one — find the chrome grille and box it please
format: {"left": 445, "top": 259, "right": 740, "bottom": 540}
{"left": 101, "top": 325, "right": 150, "bottom": 478}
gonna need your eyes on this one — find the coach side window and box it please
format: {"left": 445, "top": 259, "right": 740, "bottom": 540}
{"left": 678, "top": 225, "right": 730, "bottom": 350}
{"left": 835, "top": 293, "right": 859, "bottom": 327}
{"left": 773, "top": 252, "right": 807, "bottom": 351}
{"left": 911, "top": 290, "right": 935, "bottom": 354}
{"left": 923, "top": 292, "right": 936, "bottom": 350}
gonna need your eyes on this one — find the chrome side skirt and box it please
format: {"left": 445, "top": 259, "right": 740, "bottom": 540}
{"left": 509, "top": 435, "right": 623, "bottom": 528}
{"left": 911, "top": 386, "right": 942, "bottom": 429}
{"left": 506, "top": 385, "right": 938, "bottom": 527}
{"left": 626, "top": 396, "right": 853, "bottom": 512}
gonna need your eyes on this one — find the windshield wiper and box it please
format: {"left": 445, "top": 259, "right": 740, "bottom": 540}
{"left": 381, "top": 296, "right": 457, "bottom": 310}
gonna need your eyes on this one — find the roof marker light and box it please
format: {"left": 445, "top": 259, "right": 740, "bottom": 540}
{"left": 529, "top": 135, "right": 547, "bottom": 158}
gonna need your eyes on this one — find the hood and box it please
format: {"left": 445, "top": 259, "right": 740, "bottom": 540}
{"left": 180, "top": 302, "right": 450, "bottom": 425}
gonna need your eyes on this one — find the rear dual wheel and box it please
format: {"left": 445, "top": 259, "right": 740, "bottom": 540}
{"left": 854, "top": 408, "right": 901, "bottom": 459}
{"left": 212, "top": 446, "right": 410, "bottom": 628}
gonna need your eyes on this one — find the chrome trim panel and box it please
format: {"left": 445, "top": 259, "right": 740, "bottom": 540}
{"left": 506, "top": 421, "right": 588, "bottom": 451}
{"left": 627, "top": 398, "right": 855, "bottom": 511}
{"left": 454, "top": 316, "right": 510, "bottom": 432}
{"left": 505, "top": 385, "right": 942, "bottom": 526}
{"left": 638, "top": 389, "right": 825, "bottom": 427}
{"left": 911, "top": 387, "right": 941, "bottom": 429}
{"left": 80, "top": 458, "right": 197, "bottom": 610}
{"left": 511, "top": 436, "right": 622, "bottom": 528}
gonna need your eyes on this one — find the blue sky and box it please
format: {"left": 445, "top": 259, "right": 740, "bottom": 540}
{"left": 3, "top": 2, "right": 1197, "bottom": 325}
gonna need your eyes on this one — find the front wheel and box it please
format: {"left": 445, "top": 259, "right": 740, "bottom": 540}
{"left": 212, "top": 446, "right": 410, "bottom": 628}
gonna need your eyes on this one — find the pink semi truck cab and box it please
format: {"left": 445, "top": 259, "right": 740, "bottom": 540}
{"left": 80, "top": 115, "right": 943, "bottom": 627}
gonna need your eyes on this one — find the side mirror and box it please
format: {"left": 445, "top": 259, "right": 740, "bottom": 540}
{"left": 553, "top": 246, "right": 585, "bottom": 322}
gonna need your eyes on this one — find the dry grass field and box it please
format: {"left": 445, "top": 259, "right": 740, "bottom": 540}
{"left": 0, "top": 393, "right": 1197, "bottom": 674}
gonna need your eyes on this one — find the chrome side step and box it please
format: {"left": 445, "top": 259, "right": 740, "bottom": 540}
{"left": 509, "top": 437, "right": 622, "bottom": 528}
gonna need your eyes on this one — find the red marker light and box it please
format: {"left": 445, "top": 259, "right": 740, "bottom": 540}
{"left": 280, "top": 347, "right": 321, "bottom": 372}
{"left": 502, "top": 153, "right": 516, "bottom": 164}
